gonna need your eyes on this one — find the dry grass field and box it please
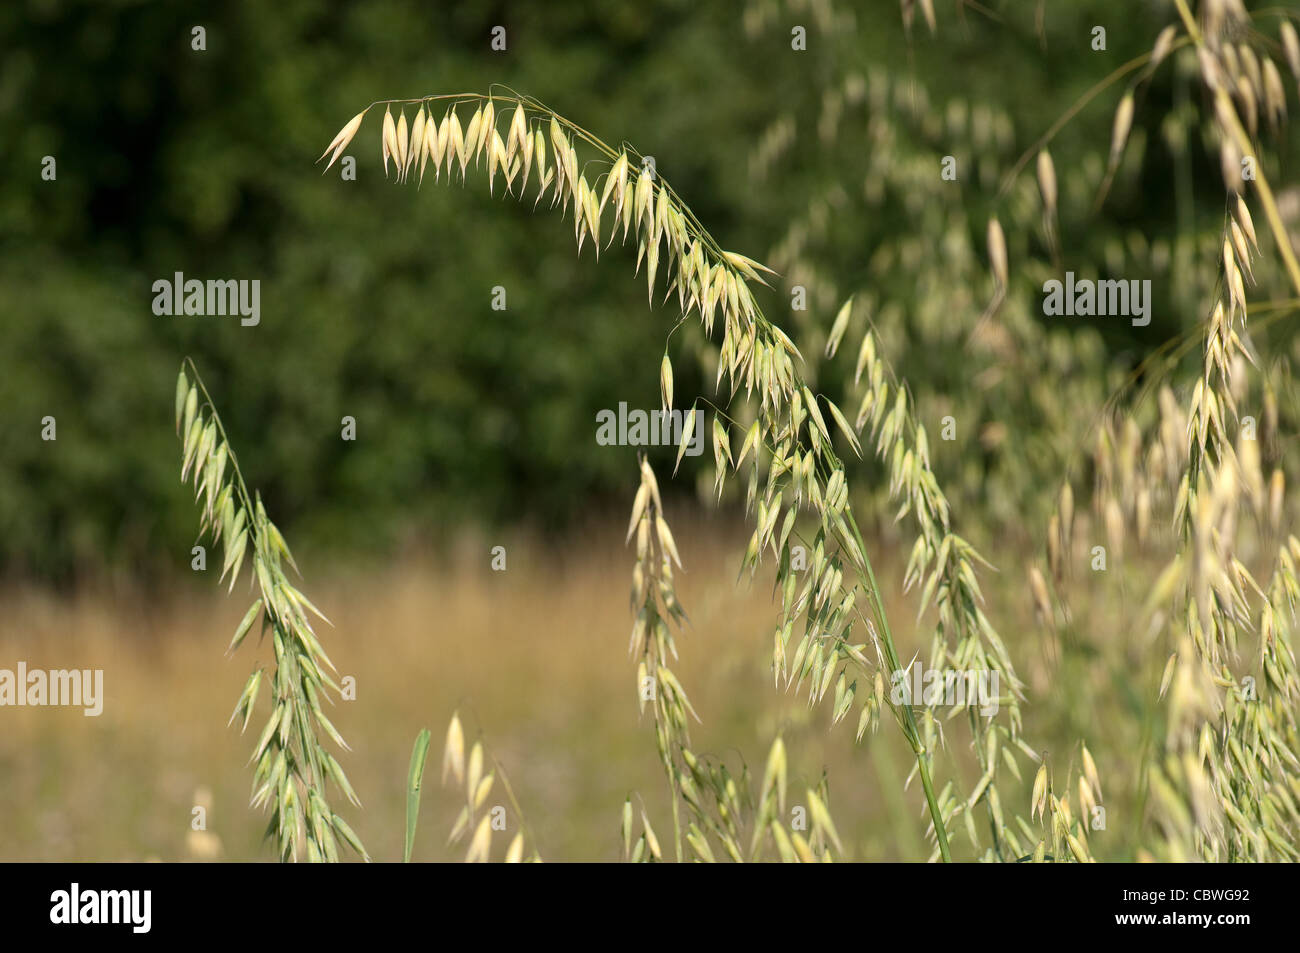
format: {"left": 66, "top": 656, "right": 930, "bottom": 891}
{"left": 2, "top": 512, "right": 980, "bottom": 862}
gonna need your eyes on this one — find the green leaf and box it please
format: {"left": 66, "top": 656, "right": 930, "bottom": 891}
{"left": 405, "top": 728, "right": 432, "bottom": 863}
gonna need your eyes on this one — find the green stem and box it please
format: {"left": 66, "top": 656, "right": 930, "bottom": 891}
{"left": 490, "top": 755, "right": 543, "bottom": 862}
{"left": 844, "top": 506, "right": 952, "bottom": 862}
{"left": 669, "top": 779, "right": 683, "bottom": 863}
{"left": 997, "top": 44, "right": 1180, "bottom": 201}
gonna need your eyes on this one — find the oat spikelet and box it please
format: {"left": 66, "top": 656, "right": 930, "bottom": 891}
{"left": 318, "top": 109, "right": 368, "bottom": 172}
{"left": 382, "top": 106, "right": 397, "bottom": 178}
{"left": 987, "top": 217, "right": 1008, "bottom": 289}
{"left": 1036, "top": 149, "right": 1057, "bottom": 218}
{"left": 1281, "top": 22, "right": 1300, "bottom": 80}
{"left": 1109, "top": 92, "right": 1135, "bottom": 169}
{"left": 1151, "top": 25, "right": 1178, "bottom": 68}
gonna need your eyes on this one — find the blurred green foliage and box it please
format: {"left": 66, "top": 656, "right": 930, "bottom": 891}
{"left": 1, "top": 0, "right": 1293, "bottom": 578}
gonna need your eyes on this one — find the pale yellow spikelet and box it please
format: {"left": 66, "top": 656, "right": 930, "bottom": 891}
{"left": 479, "top": 99, "right": 495, "bottom": 164}
{"left": 319, "top": 108, "right": 368, "bottom": 172}
{"left": 573, "top": 174, "right": 590, "bottom": 249}
{"left": 1230, "top": 221, "right": 1252, "bottom": 283}
{"left": 1282, "top": 22, "right": 1300, "bottom": 80}
{"left": 549, "top": 117, "right": 568, "bottom": 192}
{"left": 451, "top": 108, "right": 467, "bottom": 178}
{"left": 1229, "top": 264, "right": 1247, "bottom": 320}
{"left": 1238, "top": 45, "right": 1262, "bottom": 100}
{"left": 1261, "top": 59, "right": 1287, "bottom": 129}
{"left": 1059, "top": 483, "right": 1074, "bottom": 550}
{"left": 620, "top": 181, "right": 634, "bottom": 240}
{"left": 442, "top": 712, "right": 465, "bottom": 785}
{"left": 1221, "top": 43, "right": 1241, "bottom": 84}
{"left": 504, "top": 832, "right": 525, "bottom": 864}
{"left": 919, "top": 0, "right": 936, "bottom": 34}
{"left": 1219, "top": 136, "right": 1242, "bottom": 195}
{"left": 1233, "top": 193, "right": 1258, "bottom": 252}
{"left": 466, "top": 742, "right": 484, "bottom": 803}
{"left": 1036, "top": 149, "right": 1058, "bottom": 216}
{"left": 463, "top": 105, "right": 482, "bottom": 175}
{"left": 1269, "top": 468, "right": 1285, "bottom": 529}
{"left": 826, "top": 297, "right": 852, "bottom": 358}
{"left": 660, "top": 353, "right": 673, "bottom": 413}
{"left": 488, "top": 128, "right": 506, "bottom": 195}
{"left": 987, "top": 217, "right": 1007, "bottom": 288}
{"left": 532, "top": 128, "right": 549, "bottom": 206}
{"left": 507, "top": 102, "right": 527, "bottom": 158}
{"left": 1199, "top": 47, "right": 1225, "bottom": 92}
{"left": 1109, "top": 92, "right": 1134, "bottom": 168}
{"left": 1105, "top": 498, "right": 1124, "bottom": 560}
{"left": 600, "top": 152, "right": 628, "bottom": 220}
{"left": 1151, "top": 25, "right": 1177, "bottom": 68}
{"left": 854, "top": 328, "right": 876, "bottom": 386}
{"left": 517, "top": 117, "right": 535, "bottom": 194}
{"left": 1082, "top": 745, "right": 1102, "bottom": 801}
{"left": 653, "top": 184, "right": 669, "bottom": 250}
{"left": 1234, "top": 75, "right": 1257, "bottom": 139}
{"left": 395, "top": 109, "right": 409, "bottom": 181}
{"left": 583, "top": 177, "right": 601, "bottom": 252}
{"left": 410, "top": 106, "right": 427, "bottom": 183}
{"left": 381, "top": 106, "right": 397, "bottom": 178}
{"left": 466, "top": 814, "right": 492, "bottom": 863}
{"left": 429, "top": 112, "right": 449, "bottom": 180}
{"left": 1078, "top": 775, "right": 1096, "bottom": 820}
{"left": 1031, "top": 763, "right": 1049, "bottom": 821}
{"left": 1028, "top": 567, "right": 1053, "bottom": 625}
{"left": 680, "top": 413, "right": 711, "bottom": 487}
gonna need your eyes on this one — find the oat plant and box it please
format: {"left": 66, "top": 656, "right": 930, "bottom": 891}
{"left": 623, "top": 456, "right": 841, "bottom": 862}
{"left": 322, "top": 85, "right": 1076, "bottom": 860}
{"left": 174, "top": 359, "right": 367, "bottom": 862}
{"left": 1025, "top": 0, "right": 1300, "bottom": 860}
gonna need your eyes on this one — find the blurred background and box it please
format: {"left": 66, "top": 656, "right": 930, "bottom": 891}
{"left": 2, "top": 0, "right": 1298, "bottom": 860}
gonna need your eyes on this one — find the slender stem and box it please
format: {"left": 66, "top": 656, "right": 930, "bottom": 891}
{"left": 669, "top": 778, "right": 683, "bottom": 863}
{"left": 490, "top": 755, "right": 543, "bottom": 861}
{"left": 844, "top": 506, "right": 952, "bottom": 862}
{"left": 997, "top": 45, "right": 1179, "bottom": 201}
